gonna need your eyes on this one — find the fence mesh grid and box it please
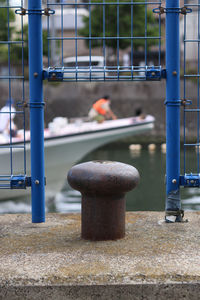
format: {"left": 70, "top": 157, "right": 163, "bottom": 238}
{"left": 46, "top": 0, "right": 162, "bottom": 81}
{"left": 2, "top": 0, "right": 200, "bottom": 189}
{"left": 0, "top": 0, "right": 26, "bottom": 189}
{"left": 183, "top": 0, "right": 200, "bottom": 176}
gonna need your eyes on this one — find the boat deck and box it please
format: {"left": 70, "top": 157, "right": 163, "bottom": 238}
{"left": 0, "top": 115, "right": 154, "bottom": 145}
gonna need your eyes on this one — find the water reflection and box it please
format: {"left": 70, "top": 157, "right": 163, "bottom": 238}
{"left": 0, "top": 144, "right": 200, "bottom": 213}
{"left": 182, "top": 188, "right": 200, "bottom": 211}
{"left": 54, "top": 189, "right": 81, "bottom": 213}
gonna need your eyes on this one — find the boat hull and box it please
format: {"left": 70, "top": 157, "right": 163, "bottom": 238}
{"left": 0, "top": 117, "right": 154, "bottom": 200}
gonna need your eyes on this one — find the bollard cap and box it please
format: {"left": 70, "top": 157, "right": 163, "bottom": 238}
{"left": 67, "top": 160, "right": 140, "bottom": 196}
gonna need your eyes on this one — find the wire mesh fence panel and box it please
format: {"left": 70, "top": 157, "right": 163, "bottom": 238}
{"left": 0, "top": 0, "right": 27, "bottom": 189}
{"left": 45, "top": 0, "right": 163, "bottom": 81}
{"left": 182, "top": 0, "right": 200, "bottom": 181}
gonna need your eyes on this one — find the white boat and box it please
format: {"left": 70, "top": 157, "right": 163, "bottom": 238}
{"left": 0, "top": 115, "right": 154, "bottom": 200}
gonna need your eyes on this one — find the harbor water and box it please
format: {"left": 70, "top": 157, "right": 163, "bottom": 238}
{"left": 0, "top": 143, "right": 200, "bottom": 214}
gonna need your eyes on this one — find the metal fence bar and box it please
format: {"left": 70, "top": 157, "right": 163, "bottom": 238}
{"left": 197, "top": 0, "right": 200, "bottom": 174}
{"left": 0, "top": 41, "right": 23, "bottom": 44}
{"left": 47, "top": 2, "right": 50, "bottom": 67}
{"left": 103, "top": 0, "right": 106, "bottom": 80}
{"left": 182, "top": 0, "right": 200, "bottom": 180}
{"left": 158, "top": 7, "right": 161, "bottom": 66}
{"left": 7, "top": 0, "right": 13, "bottom": 176}
{"left": 47, "top": 36, "right": 160, "bottom": 41}
{"left": 165, "top": 0, "right": 181, "bottom": 222}
{"left": 28, "top": 0, "right": 45, "bottom": 223}
{"left": 145, "top": 2, "right": 147, "bottom": 66}
{"left": 61, "top": 2, "right": 64, "bottom": 66}
{"left": 0, "top": 76, "right": 24, "bottom": 79}
{"left": 182, "top": 0, "right": 187, "bottom": 181}
{"left": 130, "top": 2, "right": 133, "bottom": 79}
{"left": 89, "top": 0, "right": 91, "bottom": 81}
{"left": 0, "top": 145, "right": 25, "bottom": 149}
{"left": 20, "top": 0, "right": 27, "bottom": 176}
{"left": 49, "top": 1, "right": 160, "bottom": 6}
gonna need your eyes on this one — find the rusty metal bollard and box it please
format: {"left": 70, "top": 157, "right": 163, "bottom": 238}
{"left": 67, "top": 160, "right": 140, "bottom": 241}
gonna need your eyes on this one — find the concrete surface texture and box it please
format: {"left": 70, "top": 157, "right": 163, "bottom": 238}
{"left": 0, "top": 212, "right": 200, "bottom": 299}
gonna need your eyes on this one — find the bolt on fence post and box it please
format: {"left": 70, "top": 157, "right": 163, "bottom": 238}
{"left": 68, "top": 161, "right": 140, "bottom": 241}
{"left": 28, "top": 0, "right": 45, "bottom": 223}
{"left": 165, "top": 0, "right": 182, "bottom": 222}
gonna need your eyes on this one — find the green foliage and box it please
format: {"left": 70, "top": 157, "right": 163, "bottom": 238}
{"left": 0, "top": 22, "right": 49, "bottom": 63}
{"left": 12, "top": 24, "right": 29, "bottom": 62}
{"left": 0, "top": 4, "right": 16, "bottom": 63}
{"left": 0, "top": 0, "right": 49, "bottom": 64}
{"left": 43, "top": 30, "right": 49, "bottom": 57}
{"left": 79, "top": 0, "right": 159, "bottom": 51}
{"left": 12, "top": 25, "right": 49, "bottom": 62}
{"left": 0, "top": 4, "right": 15, "bottom": 41}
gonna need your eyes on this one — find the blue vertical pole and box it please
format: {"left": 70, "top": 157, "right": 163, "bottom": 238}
{"left": 28, "top": 0, "right": 45, "bottom": 223}
{"left": 165, "top": 0, "right": 181, "bottom": 222}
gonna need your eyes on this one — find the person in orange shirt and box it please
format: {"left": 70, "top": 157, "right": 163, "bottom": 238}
{"left": 88, "top": 95, "right": 117, "bottom": 122}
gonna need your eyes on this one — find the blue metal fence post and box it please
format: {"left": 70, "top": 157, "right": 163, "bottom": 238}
{"left": 28, "top": 0, "right": 45, "bottom": 223}
{"left": 165, "top": 0, "right": 182, "bottom": 222}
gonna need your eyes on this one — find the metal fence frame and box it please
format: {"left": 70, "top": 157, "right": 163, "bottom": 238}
{"left": 1, "top": 0, "right": 200, "bottom": 223}
{"left": 0, "top": 1, "right": 26, "bottom": 189}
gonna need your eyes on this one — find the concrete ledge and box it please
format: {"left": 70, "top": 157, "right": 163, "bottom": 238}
{"left": 1, "top": 284, "right": 200, "bottom": 300}
{"left": 0, "top": 212, "right": 200, "bottom": 299}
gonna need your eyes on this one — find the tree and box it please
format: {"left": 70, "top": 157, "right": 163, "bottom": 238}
{"left": 0, "top": 3, "right": 16, "bottom": 62}
{"left": 79, "top": 0, "right": 159, "bottom": 53}
{"left": 13, "top": 25, "right": 49, "bottom": 62}
{"left": 0, "top": 4, "right": 15, "bottom": 41}
{"left": 0, "top": 2, "right": 49, "bottom": 64}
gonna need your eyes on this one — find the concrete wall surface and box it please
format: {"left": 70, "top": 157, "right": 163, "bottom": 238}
{"left": 0, "top": 284, "right": 200, "bottom": 300}
{"left": 0, "top": 212, "right": 200, "bottom": 299}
